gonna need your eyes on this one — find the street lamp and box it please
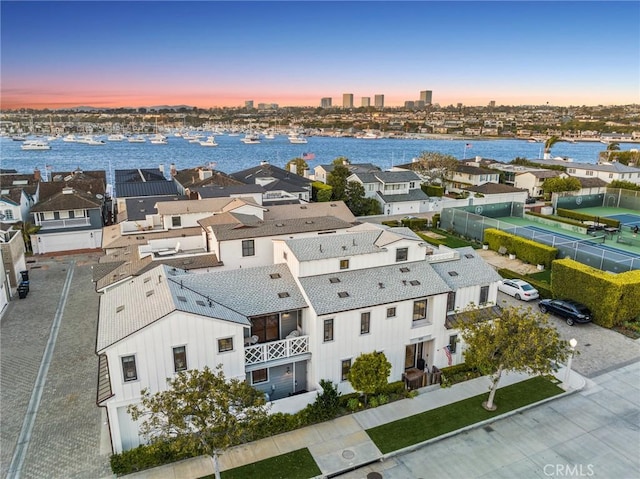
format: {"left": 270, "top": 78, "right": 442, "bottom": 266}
{"left": 564, "top": 338, "right": 578, "bottom": 389}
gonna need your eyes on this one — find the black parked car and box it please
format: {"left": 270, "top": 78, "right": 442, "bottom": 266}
{"left": 538, "top": 299, "right": 592, "bottom": 326}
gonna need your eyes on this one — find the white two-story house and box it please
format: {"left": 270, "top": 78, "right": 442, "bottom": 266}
{"left": 347, "top": 171, "right": 430, "bottom": 216}
{"left": 96, "top": 223, "right": 503, "bottom": 454}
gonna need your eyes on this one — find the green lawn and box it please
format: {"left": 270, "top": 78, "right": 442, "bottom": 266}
{"left": 418, "top": 230, "right": 479, "bottom": 249}
{"left": 366, "top": 376, "right": 563, "bottom": 454}
{"left": 205, "top": 448, "right": 321, "bottom": 479}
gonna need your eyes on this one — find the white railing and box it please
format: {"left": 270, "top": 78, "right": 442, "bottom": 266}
{"left": 38, "top": 217, "right": 91, "bottom": 229}
{"left": 426, "top": 249, "right": 460, "bottom": 263}
{"left": 245, "top": 336, "right": 309, "bottom": 365}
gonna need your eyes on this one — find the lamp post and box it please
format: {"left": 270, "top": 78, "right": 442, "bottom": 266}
{"left": 564, "top": 338, "right": 577, "bottom": 389}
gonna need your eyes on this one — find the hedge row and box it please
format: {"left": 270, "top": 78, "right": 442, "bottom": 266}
{"left": 497, "top": 268, "right": 553, "bottom": 299}
{"left": 525, "top": 211, "right": 585, "bottom": 228}
{"left": 401, "top": 218, "right": 429, "bottom": 230}
{"left": 556, "top": 208, "right": 621, "bottom": 228}
{"left": 484, "top": 229, "right": 558, "bottom": 268}
{"left": 551, "top": 258, "right": 640, "bottom": 328}
{"left": 311, "top": 181, "right": 332, "bottom": 202}
{"left": 421, "top": 184, "right": 444, "bottom": 197}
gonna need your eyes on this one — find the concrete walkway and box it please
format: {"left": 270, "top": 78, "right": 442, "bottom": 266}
{"left": 122, "top": 367, "right": 585, "bottom": 479}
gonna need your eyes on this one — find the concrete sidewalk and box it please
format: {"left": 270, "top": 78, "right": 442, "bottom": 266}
{"left": 122, "top": 367, "right": 585, "bottom": 479}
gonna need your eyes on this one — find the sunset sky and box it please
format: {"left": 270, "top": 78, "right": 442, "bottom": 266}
{"left": 1, "top": 1, "right": 638, "bottom": 110}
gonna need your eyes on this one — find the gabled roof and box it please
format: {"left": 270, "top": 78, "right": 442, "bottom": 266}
{"left": 173, "top": 167, "right": 244, "bottom": 189}
{"left": 351, "top": 171, "right": 422, "bottom": 184}
{"left": 298, "top": 261, "right": 451, "bottom": 316}
{"left": 259, "top": 178, "right": 308, "bottom": 193}
{"left": 201, "top": 214, "right": 353, "bottom": 241}
{"left": 316, "top": 163, "right": 381, "bottom": 174}
{"left": 96, "top": 264, "right": 249, "bottom": 352}
{"left": 115, "top": 168, "right": 166, "bottom": 183}
{"left": 283, "top": 227, "right": 421, "bottom": 262}
{"left": 156, "top": 197, "right": 259, "bottom": 216}
{"left": 123, "top": 196, "right": 186, "bottom": 221}
{"left": 0, "top": 188, "right": 23, "bottom": 205}
{"left": 93, "top": 245, "right": 221, "bottom": 291}
{"left": 454, "top": 164, "right": 496, "bottom": 175}
{"left": 101, "top": 224, "right": 204, "bottom": 250}
{"left": 176, "top": 263, "right": 308, "bottom": 318}
{"left": 575, "top": 177, "right": 609, "bottom": 187}
{"left": 527, "top": 159, "right": 640, "bottom": 173}
{"left": 516, "top": 170, "right": 563, "bottom": 179}
{"left": 430, "top": 247, "right": 502, "bottom": 289}
{"left": 264, "top": 201, "right": 356, "bottom": 223}
{"left": 30, "top": 188, "right": 102, "bottom": 212}
{"left": 230, "top": 163, "right": 311, "bottom": 188}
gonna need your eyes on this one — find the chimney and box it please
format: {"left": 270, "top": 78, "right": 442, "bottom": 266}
{"left": 33, "top": 168, "right": 41, "bottom": 182}
{"left": 170, "top": 163, "right": 177, "bottom": 177}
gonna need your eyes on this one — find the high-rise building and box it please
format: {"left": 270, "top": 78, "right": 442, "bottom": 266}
{"left": 489, "top": 100, "right": 496, "bottom": 108}
{"left": 404, "top": 101, "right": 415, "bottom": 110}
{"left": 415, "top": 100, "right": 426, "bottom": 109}
{"left": 343, "top": 93, "right": 354, "bottom": 109}
{"left": 420, "top": 90, "right": 433, "bottom": 105}
{"left": 321, "top": 97, "right": 332, "bottom": 108}
{"left": 245, "top": 100, "right": 254, "bottom": 109}
{"left": 361, "top": 97, "right": 371, "bottom": 107}
{"left": 374, "top": 94, "right": 384, "bottom": 109}
{"left": 457, "top": 103, "right": 463, "bottom": 110}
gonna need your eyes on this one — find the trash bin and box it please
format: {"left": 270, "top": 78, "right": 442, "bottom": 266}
{"left": 17, "top": 283, "right": 29, "bottom": 299}
{"left": 20, "top": 270, "right": 29, "bottom": 282}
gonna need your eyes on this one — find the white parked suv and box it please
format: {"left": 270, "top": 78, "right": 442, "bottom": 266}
{"left": 498, "top": 279, "right": 539, "bottom": 301}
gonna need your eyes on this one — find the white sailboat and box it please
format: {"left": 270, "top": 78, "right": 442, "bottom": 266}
{"left": 199, "top": 136, "right": 218, "bottom": 147}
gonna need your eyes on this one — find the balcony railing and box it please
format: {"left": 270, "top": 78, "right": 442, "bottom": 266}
{"left": 38, "top": 217, "right": 91, "bottom": 229}
{"left": 245, "top": 335, "right": 309, "bottom": 366}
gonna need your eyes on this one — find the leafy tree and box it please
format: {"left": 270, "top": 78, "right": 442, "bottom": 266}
{"left": 455, "top": 305, "right": 571, "bottom": 411}
{"left": 412, "top": 151, "right": 459, "bottom": 186}
{"left": 285, "top": 157, "right": 308, "bottom": 175}
{"left": 332, "top": 156, "right": 350, "bottom": 166}
{"left": 327, "top": 164, "right": 350, "bottom": 201}
{"left": 542, "top": 176, "right": 581, "bottom": 194}
{"left": 543, "top": 135, "right": 562, "bottom": 157}
{"left": 348, "top": 351, "right": 392, "bottom": 406}
{"left": 344, "top": 181, "right": 380, "bottom": 216}
{"left": 127, "top": 365, "right": 268, "bottom": 479}
{"left": 606, "top": 141, "right": 620, "bottom": 151}
{"left": 608, "top": 180, "right": 640, "bottom": 191}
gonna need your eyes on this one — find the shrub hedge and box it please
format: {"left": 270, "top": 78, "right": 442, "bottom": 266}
{"left": 551, "top": 258, "right": 640, "bottom": 328}
{"left": 556, "top": 208, "right": 621, "bottom": 228}
{"left": 484, "top": 229, "right": 558, "bottom": 268}
{"left": 311, "top": 181, "right": 332, "bottom": 202}
{"left": 422, "top": 184, "right": 444, "bottom": 197}
{"left": 439, "top": 363, "right": 482, "bottom": 388}
{"left": 401, "top": 218, "right": 428, "bottom": 230}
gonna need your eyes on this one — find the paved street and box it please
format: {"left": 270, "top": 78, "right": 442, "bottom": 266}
{"left": 335, "top": 361, "right": 640, "bottom": 479}
{"left": 0, "top": 254, "right": 112, "bottom": 479}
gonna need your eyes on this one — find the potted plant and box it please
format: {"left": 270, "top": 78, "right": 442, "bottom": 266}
{"left": 482, "top": 242, "right": 489, "bottom": 250}
{"left": 508, "top": 252, "right": 516, "bottom": 260}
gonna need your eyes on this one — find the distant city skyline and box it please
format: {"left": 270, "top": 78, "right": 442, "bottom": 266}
{"left": 1, "top": 1, "right": 639, "bottom": 110}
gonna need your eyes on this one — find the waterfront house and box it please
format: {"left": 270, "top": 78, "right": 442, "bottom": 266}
{"left": 312, "top": 162, "right": 381, "bottom": 184}
{"left": 229, "top": 162, "right": 312, "bottom": 203}
{"left": 513, "top": 170, "right": 567, "bottom": 198}
{"left": 446, "top": 162, "right": 500, "bottom": 194}
{"left": 30, "top": 186, "right": 104, "bottom": 254}
{"left": 0, "top": 171, "right": 40, "bottom": 223}
{"left": 346, "top": 170, "right": 429, "bottom": 215}
{"left": 96, "top": 223, "right": 502, "bottom": 453}
{"left": 528, "top": 159, "right": 640, "bottom": 186}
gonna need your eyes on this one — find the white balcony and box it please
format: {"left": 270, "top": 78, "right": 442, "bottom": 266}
{"left": 38, "top": 217, "right": 91, "bottom": 229}
{"left": 245, "top": 336, "right": 310, "bottom": 366}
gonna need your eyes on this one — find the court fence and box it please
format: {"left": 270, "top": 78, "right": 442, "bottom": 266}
{"left": 440, "top": 204, "right": 639, "bottom": 273}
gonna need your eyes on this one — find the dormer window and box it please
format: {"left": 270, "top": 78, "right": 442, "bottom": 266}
{"left": 171, "top": 216, "right": 181, "bottom": 228}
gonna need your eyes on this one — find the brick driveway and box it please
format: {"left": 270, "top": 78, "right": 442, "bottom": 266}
{"left": 0, "top": 254, "right": 112, "bottom": 479}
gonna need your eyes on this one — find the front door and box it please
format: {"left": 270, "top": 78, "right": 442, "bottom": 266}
{"left": 405, "top": 343, "right": 425, "bottom": 370}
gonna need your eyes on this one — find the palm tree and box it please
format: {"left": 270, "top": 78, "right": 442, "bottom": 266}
{"left": 543, "top": 135, "right": 562, "bottom": 159}
{"left": 16, "top": 221, "right": 40, "bottom": 254}
{"left": 606, "top": 141, "right": 620, "bottom": 151}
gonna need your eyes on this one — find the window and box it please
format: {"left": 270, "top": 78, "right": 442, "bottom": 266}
{"left": 341, "top": 359, "right": 352, "bottom": 381}
{"left": 121, "top": 355, "right": 137, "bottom": 382}
{"left": 173, "top": 346, "right": 187, "bottom": 372}
{"left": 218, "top": 337, "right": 234, "bottom": 353}
{"left": 242, "top": 239, "right": 255, "bottom": 257}
{"left": 251, "top": 314, "right": 279, "bottom": 343}
{"left": 449, "top": 335, "right": 458, "bottom": 354}
{"left": 413, "top": 299, "right": 427, "bottom": 321}
{"left": 251, "top": 368, "right": 268, "bottom": 384}
{"left": 386, "top": 307, "right": 396, "bottom": 318}
{"left": 171, "top": 216, "right": 181, "bottom": 227}
{"left": 396, "top": 247, "right": 408, "bottom": 262}
{"left": 3, "top": 210, "right": 13, "bottom": 220}
{"left": 447, "top": 292, "right": 456, "bottom": 312}
{"left": 360, "top": 312, "right": 371, "bottom": 334}
{"left": 609, "top": 173, "right": 614, "bottom": 179}
{"left": 324, "top": 319, "right": 334, "bottom": 342}
{"left": 339, "top": 259, "right": 350, "bottom": 270}
{"left": 480, "top": 285, "right": 489, "bottom": 305}
{"left": 409, "top": 181, "right": 416, "bottom": 189}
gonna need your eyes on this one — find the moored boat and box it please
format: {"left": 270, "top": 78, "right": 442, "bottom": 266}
{"left": 21, "top": 139, "right": 51, "bottom": 150}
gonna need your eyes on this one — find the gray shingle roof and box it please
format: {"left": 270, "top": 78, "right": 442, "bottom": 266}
{"left": 298, "top": 261, "right": 451, "bottom": 316}
{"left": 352, "top": 171, "right": 422, "bottom": 184}
{"left": 115, "top": 181, "right": 179, "bottom": 198}
{"left": 96, "top": 264, "right": 249, "bottom": 352}
{"left": 177, "top": 263, "right": 308, "bottom": 317}
{"left": 285, "top": 230, "right": 383, "bottom": 261}
{"left": 124, "top": 196, "right": 184, "bottom": 221}
{"left": 376, "top": 189, "right": 430, "bottom": 203}
{"left": 196, "top": 184, "right": 265, "bottom": 198}
{"left": 430, "top": 247, "right": 502, "bottom": 289}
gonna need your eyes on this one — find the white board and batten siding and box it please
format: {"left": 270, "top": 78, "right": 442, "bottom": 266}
{"left": 104, "top": 311, "right": 247, "bottom": 452}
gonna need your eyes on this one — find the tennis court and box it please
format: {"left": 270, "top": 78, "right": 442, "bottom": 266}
{"left": 604, "top": 213, "right": 640, "bottom": 229}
